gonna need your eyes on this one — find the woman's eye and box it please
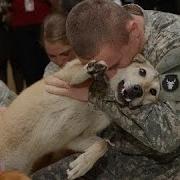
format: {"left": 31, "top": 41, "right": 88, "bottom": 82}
{"left": 150, "top": 88, "right": 157, "bottom": 96}
{"left": 60, "top": 49, "right": 71, "bottom": 57}
{"left": 139, "top": 68, "right": 146, "bottom": 77}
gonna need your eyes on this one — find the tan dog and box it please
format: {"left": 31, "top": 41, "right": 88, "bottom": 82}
{"left": 0, "top": 54, "right": 160, "bottom": 179}
{"left": 111, "top": 55, "right": 160, "bottom": 108}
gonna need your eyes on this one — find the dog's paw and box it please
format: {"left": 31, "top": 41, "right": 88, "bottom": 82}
{"left": 67, "top": 153, "right": 94, "bottom": 180}
{"left": 85, "top": 60, "right": 108, "bottom": 77}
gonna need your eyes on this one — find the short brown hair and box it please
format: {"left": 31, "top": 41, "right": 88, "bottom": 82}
{"left": 42, "top": 12, "right": 68, "bottom": 45}
{"left": 66, "top": 0, "right": 133, "bottom": 60}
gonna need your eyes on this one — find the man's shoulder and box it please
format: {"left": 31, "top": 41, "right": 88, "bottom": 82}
{"left": 143, "top": 10, "right": 180, "bottom": 67}
{"left": 145, "top": 10, "right": 180, "bottom": 30}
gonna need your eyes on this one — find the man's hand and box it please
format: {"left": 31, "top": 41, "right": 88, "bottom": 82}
{"left": 44, "top": 75, "right": 90, "bottom": 102}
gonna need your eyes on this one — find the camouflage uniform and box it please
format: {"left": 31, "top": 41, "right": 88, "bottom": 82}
{"left": 32, "top": 4, "right": 180, "bottom": 180}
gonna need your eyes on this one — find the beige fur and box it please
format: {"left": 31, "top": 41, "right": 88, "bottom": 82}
{"left": 0, "top": 55, "right": 160, "bottom": 180}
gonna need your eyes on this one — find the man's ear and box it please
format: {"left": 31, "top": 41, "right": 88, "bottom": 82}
{"left": 127, "top": 20, "right": 139, "bottom": 38}
{"left": 132, "top": 54, "right": 146, "bottom": 63}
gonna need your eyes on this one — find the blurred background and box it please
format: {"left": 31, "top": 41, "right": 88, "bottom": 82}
{"left": 123, "top": 0, "right": 180, "bottom": 14}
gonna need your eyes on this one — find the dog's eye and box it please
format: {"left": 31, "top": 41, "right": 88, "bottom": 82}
{"left": 139, "top": 68, "right": 146, "bottom": 77}
{"left": 150, "top": 88, "right": 157, "bottom": 96}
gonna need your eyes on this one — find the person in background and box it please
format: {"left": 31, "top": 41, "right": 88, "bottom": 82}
{"left": 0, "top": 10, "right": 76, "bottom": 106}
{"left": 0, "top": 0, "right": 11, "bottom": 84}
{"left": 9, "top": 0, "right": 51, "bottom": 87}
{"left": 42, "top": 0, "right": 180, "bottom": 179}
{"left": 0, "top": 0, "right": 82, "bottom": 108}
{"left": 42, "top": 12, "right": 76, "bottom": 77}
{"left": 0, "top": 0, "right": 25, "bottom": 94}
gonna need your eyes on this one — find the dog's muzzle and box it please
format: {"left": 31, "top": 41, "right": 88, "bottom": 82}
{"left": 117, "top": 80, "right": 143, "bottom": 104}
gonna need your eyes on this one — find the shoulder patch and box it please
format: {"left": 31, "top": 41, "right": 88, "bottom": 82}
{"left": 162, "top": 74, "right": 179, "bottom": 92}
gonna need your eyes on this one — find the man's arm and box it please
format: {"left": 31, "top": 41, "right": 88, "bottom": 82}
{"left": 91, "top": 93, "right": 180, "bottom": 153}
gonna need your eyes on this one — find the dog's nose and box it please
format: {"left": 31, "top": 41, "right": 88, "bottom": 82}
{"left": 132, "top": 85, "right": 143, "bottom": 98}
{"left": 123, "top": 84, "right": 143, "bottom": 100}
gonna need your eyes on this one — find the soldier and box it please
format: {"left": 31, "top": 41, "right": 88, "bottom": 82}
{"left": 42, "top": 0, "right": 180, "bottom": 179}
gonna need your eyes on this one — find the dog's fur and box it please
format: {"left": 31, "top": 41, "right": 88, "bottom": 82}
{"left": 0, "top": 55, "right": 160, "bottom": 179}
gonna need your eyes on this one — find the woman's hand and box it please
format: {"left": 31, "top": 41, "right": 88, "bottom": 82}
{"left": 44, "top": 75, "right": 90, "bottom": 102}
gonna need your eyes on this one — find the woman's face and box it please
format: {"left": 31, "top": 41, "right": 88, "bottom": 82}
{"left": 44, "top": 40, "right": 75, "bottom": 67}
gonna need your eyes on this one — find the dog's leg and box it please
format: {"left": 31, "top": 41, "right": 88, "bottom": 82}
{"left": 65, "top": 136, "right": 108, "bottom": 180}
{"left": 48, "top": 60, "right": 108, "bottom": 86}
{"left": 48, "top": 64, "right": 90, "bottom": 86}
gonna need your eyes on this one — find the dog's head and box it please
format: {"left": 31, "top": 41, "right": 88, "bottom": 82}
{"left": 111, "top": 54, "right": 160, "bottom": 108}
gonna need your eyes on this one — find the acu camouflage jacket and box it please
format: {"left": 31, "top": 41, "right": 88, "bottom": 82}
{"left": 90, "top": 4, "right": 180, "bottom": 160}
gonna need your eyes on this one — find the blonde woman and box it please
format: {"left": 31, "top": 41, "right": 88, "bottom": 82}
{"left": 42, "top": 12, "right": 76, "bottom": 77}
{"left": 0, "top": 12, "right": 75, "bottom": 107}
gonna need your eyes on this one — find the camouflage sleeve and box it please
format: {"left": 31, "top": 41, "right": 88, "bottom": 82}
{"left": 89, "top": 89, "right": 180, "bottom": 154}
{"left": 31, "top": 154, "right": 78, "bottom": 180}
{"left": 0, "top": 80, "right": 17, "bottom": 106}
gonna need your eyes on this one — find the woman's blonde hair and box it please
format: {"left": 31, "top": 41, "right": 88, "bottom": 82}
{"left": 42, "top": 12, "right": 68, "bottom": 45}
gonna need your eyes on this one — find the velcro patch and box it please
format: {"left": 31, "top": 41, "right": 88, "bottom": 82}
{"left": 162, "top": 74, "right": 179, "bottom": 92}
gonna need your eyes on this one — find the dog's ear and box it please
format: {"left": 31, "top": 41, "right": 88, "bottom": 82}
{"left": 132, "top": 54, "right": 146, "bottom": 63}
